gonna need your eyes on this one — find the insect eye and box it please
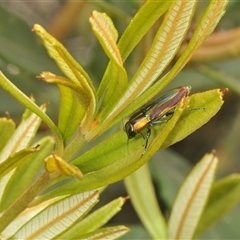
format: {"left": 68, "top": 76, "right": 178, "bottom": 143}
{"left": 125, "top": 122, "right": 137, "bottom": 139}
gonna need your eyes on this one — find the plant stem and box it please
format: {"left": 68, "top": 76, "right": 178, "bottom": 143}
{"left": 0, "top": 172, "right": 51, "bottom": 232}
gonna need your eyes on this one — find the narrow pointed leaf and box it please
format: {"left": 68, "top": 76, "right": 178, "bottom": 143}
{"left": 125, "top": 164, "right": 167, "bottom": 239}
{"left": 38, "top": 72, "right": 89, "bottom": 143}
{"left": 33, "top": 24, "right": 97, "bottom": 131}
{"left": 0, "top": 117, "right": 15, "bottom": 152}
{"left": 194, "top": 174, "right": 240, "bottom": 237}
{"left": 109, "top": 1, "right": 196, "bottom": 121}
{"left": 12, "top": 191, "right": 99, "bottom": 240}
{"left": 0, "top": 106, "right": 45, "bottom": 204}
{"left": 97, "top": 63, "right": 127, "bottom": 118}
{"left": 90, "top": 11, "right": 127, "bottom": 121}
{"left": 58, "top": 197, "right": 126, "bottom": 239}
{"left": 104, "top": 0, "right": 228, "bottom": 134}
{"left": 0, "top": 104, "right": 45, "bottom": 162}
{"left": 138, "top": 1, "right": 229, "bottom": 108}
{"left": 58, "top": 85, "right": 87, "bottom": 143}
{"left": 0, "top": 148, "right": 38, "bottom": 180}
{"left": 0, "top": 137, "right": 54, "bottom": 212}
{"left": 96, "top": 0, "right": 172, "bottom": 105}
{"left": 97, "top": 1, "right": 171, "bottom": 100}
{"left": 90, "top": 11, "right": 121, "bottom": 66}
{"left": 78, "top": 226, "right": 130, "bottom": 240}
{"left": 2, "top": 197, "right": 58, "bottom": 239}
{"left": 118, "top": 0, "right": 172, "bottom": 61}
{"left": 161, "top": 88, "right": 225, "bottom": 149}
{"left": 78, "top": 89, "right": 223, "bottom": 172}
{"left": 33, "top": 24, "right": 94, "bottom": 90}
{"left": 0, "top": 72, "right": 62, "bottom": 142}
{"left": 167, "top": 153, "right": 218, "bottom": 239}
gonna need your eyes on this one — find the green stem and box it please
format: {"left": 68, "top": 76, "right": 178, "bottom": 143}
{"left": 0, "top": 172, "right": 51, "bottom": 233}
{"left": 63, "top": 131, "right": 85, "bottom": 161}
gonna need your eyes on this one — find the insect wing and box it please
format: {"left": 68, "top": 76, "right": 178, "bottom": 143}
{"left": 148, "top": 86, "right": 191, "bottom": 120}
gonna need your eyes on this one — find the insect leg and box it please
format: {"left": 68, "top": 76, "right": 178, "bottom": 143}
{"left": 144, "top": 127, "right": 151, "bottom": 151}
{"left": 151, "top": 109, "right": 175, "bottom": 125}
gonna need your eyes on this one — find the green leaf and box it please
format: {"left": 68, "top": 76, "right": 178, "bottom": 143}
{"left": 38, "top": 72, "right": 90, "bottom": 144}
{"left": 97, "top": 0, "right": 172, "bottom": 101}
{"left": 0, "top": 148, "right": 38, "bottom": 181}
{"left": 125, "top": 164, "right": 167, "bottom": 239}
{"left": 0, "top": 117, "right": 15, "bottom": 152}
{"left": 107, "top": 1, "right": 197, "bottom": 122}
{"left": 167, "top": 153, "right": 218, "bottom": 239}
{"left": 58, "top": 196, "right": 126, "bottom": 239}
{"left": 85, "top": 88, "right": 223, "bottom": 169}
{"left": 77, "top": 226, "right": 130, "bottom": 240}
{"left": 0, "top": 72, "right": 62, "bottom": 144}
{"left": 118, "top": 0, "right": 172, "bottom": 62}
{"left": 129, "top": 1, "right": 196, "bottom": 94}
{"left": 11, "top": 191, "right": 99, "bottom": 240}
{"left": 194, "top": 174, "right": 240, "bottom": 237}
{"left": 139, "top": 0, "right": 229, "bottom": 105}
{"left": 161, "top": 88, "right": 225, "bottom": 149}
{"left": 86, "top": 1, "right": 198, "bottom": 141}
{"left": 57, "top": 84, "right": 87, "bottom": 144}
{"left": 78, "top": 88, "right": 224, "bottom": 174}
{"left": 0, "top": 107, "right": 48, "bottom": 208}
{"left": 90, "top": 11, "right": 121, "bottom": 66}
{"left": 33, "top": 24, "right": 97, "bottom": 132}
{"left": 90, "top": 11, "right": 127, "bottom": 121}
{"left": 0, "top": 104, "right": 46, "bottom": 162}
{"left": 0, "top": 137, "right": 54, "bottom": 212}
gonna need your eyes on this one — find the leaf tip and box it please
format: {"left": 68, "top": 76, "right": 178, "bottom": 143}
{"left": 221, "top": 87, "right": 229, "bottom": 96}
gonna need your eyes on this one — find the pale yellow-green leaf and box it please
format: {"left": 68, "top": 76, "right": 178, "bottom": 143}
{"left": 0, "top": 105, "right": 45, "bottom": 203}
{"left": 58, "top": 196, "right": 126, "bottom": 239}
{"left": 125, "top": 163, "right": 166, "bottom": 239}
{"left": 194, "top": 174, "right": 240, "bottom": 237}
{"left": 89, "top": 11, "right": 121, "bottom": 65}
{"left": 109, "top": 1, "right": 196, "bottom": 119}
{"left": 0, "top": 148, "right": 38, "bottom": 180}
{"left": 0, "top": 104, "right": 45, "bottom": 162}
{"left": 0, "top": 137, "right": 54, "bottom": 213}
{"left": 90, "top": 11, "right": 127, "bottom": 124}
{"left": 12, "top": 191, "right": 99, "bottom": 240}
{"left": 143, "top": 1, "right": 229, "bottom": 101}
{"left": 33, "top": 24, "right": 97, "bottom": 132}
{"left": 0, "top": 72, "right": 62, "bottom": 143}
{"left": 0, "top": 117, "right": 15, "bottom": 152}
{"left": 38, "top": 72, "right": 89, "bottom": 145}
{"left": 167, "top": 153, "right": 218, "bottom": 239}
{"left": 78, "top": 226, "right": 130, "bottom": 240}
{"left": 2, "top": 197, "right": 60, "bottom": 239}
{"left": 33, "top": 24, "right": 91, "bottom": 88}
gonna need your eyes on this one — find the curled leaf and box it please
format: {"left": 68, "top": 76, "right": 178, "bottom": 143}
{"left": 45, "top": 154, "right": 83, "bottom": 180}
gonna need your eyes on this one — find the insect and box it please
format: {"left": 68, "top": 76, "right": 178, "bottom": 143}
{"left": 124, "top": 86, "right": 191, "bottom": 152}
